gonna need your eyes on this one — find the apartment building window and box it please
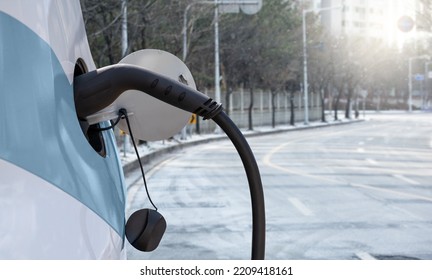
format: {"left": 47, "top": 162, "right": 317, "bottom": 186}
{"left": 354, "top": 7, "right": 366, "bottom": 14}
{"left": 369, "top": 22, "right": 383, "bottom": 29}
{"left": 353, "top": 21, "right": 366, "bottom": 28}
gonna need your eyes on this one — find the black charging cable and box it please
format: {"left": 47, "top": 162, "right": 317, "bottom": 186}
{"left": 96, "top": 108, "right": 264, "bottom": 259}
{"left": 212, "top": 111, "right": 265, "bottom": 260}
{"left": 94, "top": 113, "right": 124, "bottom": 131}
{"left": 119, "top": 108, "right": 158, "bottom": 211}
{"left": 96, "top": 109, "right": 158, "bottom": 211}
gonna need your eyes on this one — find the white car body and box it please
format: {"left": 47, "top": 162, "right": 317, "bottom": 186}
{"left": 0, "top": 0, "right": 126, "bottom": 259}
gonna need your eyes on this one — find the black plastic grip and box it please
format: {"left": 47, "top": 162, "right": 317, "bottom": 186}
{"left": 73, "top": 64, "right": 222, "bottom": 120}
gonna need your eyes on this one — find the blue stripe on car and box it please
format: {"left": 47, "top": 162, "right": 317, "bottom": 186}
{"left": 0, "top": 11, "right": 126, "bottom": 237}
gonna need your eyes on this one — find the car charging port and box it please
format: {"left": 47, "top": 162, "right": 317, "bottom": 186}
{"left": 73, "top": 59, "right": 107, "bottom": 157}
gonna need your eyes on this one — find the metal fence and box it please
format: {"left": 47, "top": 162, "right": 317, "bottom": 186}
{"left": 116, "top": 87, "right": 323, "bottom": 150}
{"left": 192, "top": 88, "right": 323, "bottom": 134}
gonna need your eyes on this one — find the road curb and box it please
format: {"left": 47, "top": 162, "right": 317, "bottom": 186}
{"left": 122, "top": 118, "right": 365, "bottom": 175}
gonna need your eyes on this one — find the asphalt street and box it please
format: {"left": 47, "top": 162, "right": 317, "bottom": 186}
{"left": 126, "top": 112, "right": 432, "bottom": 260}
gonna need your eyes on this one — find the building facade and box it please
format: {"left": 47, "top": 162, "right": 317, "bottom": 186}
{"left": 315, "top": 0, "right": 422, "bottom": 48}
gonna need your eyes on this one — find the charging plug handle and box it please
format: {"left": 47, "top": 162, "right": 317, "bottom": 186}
{"left": 74, "top": 64, "right": 222, "bottom": 120}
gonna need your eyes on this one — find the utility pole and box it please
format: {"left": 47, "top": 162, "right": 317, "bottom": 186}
{"left": 408, "top": 55, "right": 430, "bottom": 112}
{"left": 182, "top": 0, "right": 261, "bottom": 106}
{"left": 302, "top": 5, "right": 341, "bottom": 125}
{"left": 182, "top": 0, "right": 261, "bottom": 134}
{"left": 214, "top": 0, "right": 221, "bottom": 106}
{"left": 121, "top": 0, "right": 128, "bottom": 57}
{"left": 121, "top": 0, "right": 129, "bottom": 156}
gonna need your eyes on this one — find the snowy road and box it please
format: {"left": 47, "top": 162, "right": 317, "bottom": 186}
{"left": 126, "top": 112, "right": 432, "bottom": 260}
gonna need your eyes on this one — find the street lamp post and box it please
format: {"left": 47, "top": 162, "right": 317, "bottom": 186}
{"left": 424, "top": 61, "right": 432, "bottom": 110}
{"left": 214, "top": 0, "right": 221, "bottom": 106}
{"left": 121, "top": 0, "right": 129, "bottom": 155}
{"left": 302, "top": 5, "right": 341, "bottom": 125}
{"left": 408, "top": 55, "right": 430, "bottom": 112}
{"left": 301, "top": 10, "right": 309, "bottom": 125}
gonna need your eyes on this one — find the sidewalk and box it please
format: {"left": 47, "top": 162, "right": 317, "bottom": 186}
{"left": 120, "top": 117, "right": 365, "bottom": 178}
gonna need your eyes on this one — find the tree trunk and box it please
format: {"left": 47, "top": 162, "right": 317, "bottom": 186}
{"left": 248, "top": 86, "right": 254, "bottom": 131}
{"left": 271, "top": 90, "right": 276, "bottom": 128}
{"left": 354, "top": 96, "right": 359, "bottom": 118}
{"left": 290, "top": 91, "right": 295, "bottom": 126}
{"left": 334, "top": 91, "right": 341, "bottom": 121}
{"left": 225, "top": 89, "right": 232, "bottom": 116}
{"left": 345, "top": 85, "right": 354, "bottom": 119}
{"left": 345, "top": 96, "right": 351, "bottom": 119}
{"left": 320, "top": 89, "right": 326, "bottom": 122}
{"left": 376, "top": 92, "right": 381, "bottom": 111}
